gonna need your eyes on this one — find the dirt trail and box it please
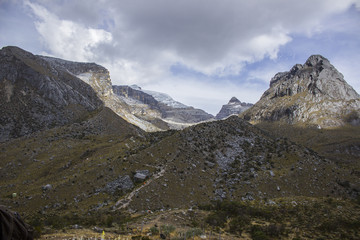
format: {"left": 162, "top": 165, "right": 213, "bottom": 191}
{"left": 114, "top": 167, "right": 165, "bottom": 210}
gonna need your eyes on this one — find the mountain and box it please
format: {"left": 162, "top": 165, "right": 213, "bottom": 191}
{"left": 215, "top": 97, "right": 253, "bottom": 119}
{"left": 0, "top": 46, "right": 217, "bottom": 141}
{"left": 1, "top": 115, "right": 357, "bottom": 216}
{"left": 0, "top": 46, "right": 104, "bottom": 141}
{"left": 1, "top": 48, "right": 359, "bottom": 238}
{"left": 39, "top": 55, "right": 164, "bottom": 132}
{"left": 241, "top": 55, "right": 360, "bottom": 128}
{"left": 112, "top": 85, "right": 214, "bottom": 129}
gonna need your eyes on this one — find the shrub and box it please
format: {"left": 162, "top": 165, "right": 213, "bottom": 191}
{"left": 150, "top": 226, "right": 159, "bottom": 235}
{"left": 185, "top": 228, "right": 203, "bottom": 238}
{"left": 160, "top": 225, "right": 176, "bottom": 235}
{"left": 205, "top": 211, "right": 227, "bottom": 227}
{"left": 250, "top": 225, "right": 269, "bottom": 240}
{"left": 229, "top": 216, "right": 250, "bottom": 235}
{"left": 265, "top": 223, "right": 285, "bottom": 237}
{"left": 106, "top": 215, "right": 113, "bottom": 227}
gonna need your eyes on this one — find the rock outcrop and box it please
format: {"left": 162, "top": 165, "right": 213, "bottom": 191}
{"left": 215, "top": 97, "right": 253, "bottom": 119}
{"left": 241, "top": 55, "right": 360, "bottom": 128}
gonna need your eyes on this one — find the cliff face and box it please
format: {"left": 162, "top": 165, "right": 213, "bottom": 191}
{"left": 242, "top": 55, "right": 360, "bottom": 128}
{"left": 0, "top": 46, "right": 217, "bottom": 137}
{"left": 39, "top": 55, "right": 214, "bottom": 131}
{"left": 0, "top": 46, "right": 165, "bottom": 142}
{"left": 0, "top": 46, "right": 103, "bottom": 141}
{"left": 42, "top": 56, "right": 163, "bottom": 132}
{"left": 112, "top": 85, "right": 160, "bottom": 111}
{"left": 42, "top": 56, "right": 114, "bottom": 100}
{"left": 215, "top": 97, "right": 253, "bottom": 120}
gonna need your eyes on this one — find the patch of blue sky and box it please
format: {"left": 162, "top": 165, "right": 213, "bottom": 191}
{"left": 170, "top": 59, "right": 276, "bottom": 88}
{"left": 0, "top": 1, "right": 40, "bottom": 52}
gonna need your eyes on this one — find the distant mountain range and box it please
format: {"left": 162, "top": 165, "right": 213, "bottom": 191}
{"left": 112, "top": 84, "right": 214, "bottom": 130}
{"left": 0, "top": 46, "right": 256, "bottom": 141}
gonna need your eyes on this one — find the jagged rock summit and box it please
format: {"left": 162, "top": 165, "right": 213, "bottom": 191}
{"left": 215, "top": 97, "right": 253, "bottom": 120}
{"left": 241, "top": 55, "right": 360, "bottom": 128}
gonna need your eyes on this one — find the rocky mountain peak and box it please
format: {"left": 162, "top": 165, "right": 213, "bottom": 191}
{"left": 242, "top": 55, "right": 360, "bottom": 127}
{"left": 269, "top": 55, "right": 333, "bottom": 88}
{"left": 215, "top": 97, "right": 253, "bottom": 120}
{"left": 229, "top": 96, "right": 241, "bottom": 104}
{"left": 304, "top": 54, "right": 330, "bottom": 67}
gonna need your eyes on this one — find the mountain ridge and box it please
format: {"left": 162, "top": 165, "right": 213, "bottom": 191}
{"left": 0, "top": 46, "right": 217, "bottom": 138}
{"left": 0, "top": 46, "right": 104, "bottom": 141}
{"left": 112, "top": 84, "right": 214, "bottom": 129}
{"left": 241, "top": 54, "right": 360, "bottom": 128}
{"left": 1, "top": 47, "right": 360, "bottom": 239}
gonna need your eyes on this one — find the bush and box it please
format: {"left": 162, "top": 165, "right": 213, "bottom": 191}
{"left": 229, "top": 216, "right": 250, "bottom": 235}
{"left": 106, "top": 215, "right": 113, "bottom": 227}
{"left": 160, "top": 225, "right": 176, "bottom": 235}
{"left": 205, "top": 211, "right": 227, "bottom": 227}
{"left": 28, "top": 217, "right": 43, "bottom": 238}
{"left": 250, "top": 225, "right": 269, "bottom": 240}
{"left": 150, "top": 226, "right": 159, "bottom": 235}
{"left": 265, "top": 223, "right": 285, "bottom": 237}
{"left": 185, "top": 228, "right": 203, "bottom": 238}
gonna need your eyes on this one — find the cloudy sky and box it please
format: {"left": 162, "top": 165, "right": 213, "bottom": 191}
{"left": 1, "top": 0, "right": 360, "bottom": 114}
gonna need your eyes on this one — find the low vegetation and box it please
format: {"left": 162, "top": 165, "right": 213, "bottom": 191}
{"left": 200, "top": 198, "right": 360, "bottom": 239}
{"left": 33, "top": 197, "right": 360, "bottom": 239}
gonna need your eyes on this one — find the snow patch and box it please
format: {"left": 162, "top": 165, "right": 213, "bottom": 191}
{"left": 76, "top": 72, "right": 92, "bottom": 84}
{"left": 143, "top": 90, "right": 188, "bottom": 108}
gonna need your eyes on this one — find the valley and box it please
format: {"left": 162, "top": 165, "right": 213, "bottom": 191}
{"left": 0, "top": 46, "right": 359, "bottom": 239}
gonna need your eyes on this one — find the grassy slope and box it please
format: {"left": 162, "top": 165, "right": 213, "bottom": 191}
{"left": 1, "top": 116, "right": 359, "bottom": 239}
{"left": 255, "top": 122, "right": 360, "bottom": 168}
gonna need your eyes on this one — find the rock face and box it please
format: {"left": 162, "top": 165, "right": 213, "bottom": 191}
{"left": 241, "top": 55, "right": 360, "bottom": 128}
{"left": 0, "top": 46, "right": 103, "bottom": 141}
{"left": 215, "top": 97, "right": 253, "bottom": 119}
{"left": 0, "top": 46, "right": 171, "bottom": 139}
{"left": 104, "top": 175, "right": 134, "bottom": 194}
{"left": 113, "top": 85, "right": 214, "bottom": 129}
{"left": 0, "top": 46, "right": 215, "bottom": 137}
{"left": 41, "top": 56, "right": 163, "bottom": 132}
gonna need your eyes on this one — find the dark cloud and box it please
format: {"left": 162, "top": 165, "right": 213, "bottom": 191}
{"left": 103, "top": 0, "right": 354, "bottom": 65}
{"left": 24, "top": 0, "right": 359, "bottom": 75}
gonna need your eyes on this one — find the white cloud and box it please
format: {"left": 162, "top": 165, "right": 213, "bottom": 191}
{"left": 25, "top": 1, "right": 112, "bottom": 62}
{"left": 25, "top": 0, "right": 359, "bottom": 80}
{"left": 245, "top": 27, "right": 292, "bottom": 61}
{"left": 18, "top": 0, "right": 360, "bottom": 112}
